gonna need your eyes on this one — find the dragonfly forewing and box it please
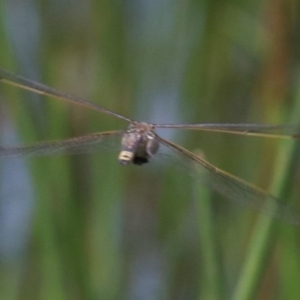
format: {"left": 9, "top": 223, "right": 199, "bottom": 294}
{"left": 154, "top": 123, "right": 300, "bottom": 139}
{"left": 0, "top": 131, "right": 124, "bottom": 157}
{"left": 0, "top": 68, "right": 131, "bottom": 122}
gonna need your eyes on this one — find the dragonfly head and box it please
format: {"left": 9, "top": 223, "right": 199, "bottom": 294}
{"left": 118, "top": 122, "right": 158, "bottom": 166}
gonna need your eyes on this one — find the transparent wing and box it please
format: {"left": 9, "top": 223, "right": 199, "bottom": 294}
{"left": 0, "top": 68, "right": 131, "bottom": 122}
{"left": 155, "top": 135, "right": 300, "bottom": 226}
{"left": 154, "top": 123, "right": 300, "bottom": 139}
{"left": 0, "top": 131, "right": 124, "bottom": 157}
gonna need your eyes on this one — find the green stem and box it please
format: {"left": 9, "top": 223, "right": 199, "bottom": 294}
{"left": 233, "top": 92, "right": 300, "bottom": 300}
{"left": 195, "top": 161, "right": 225, "bottom": 300}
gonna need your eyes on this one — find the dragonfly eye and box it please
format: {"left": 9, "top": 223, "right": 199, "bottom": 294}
{"left": 146, "top": 136, "right": 159, "bottom": 157}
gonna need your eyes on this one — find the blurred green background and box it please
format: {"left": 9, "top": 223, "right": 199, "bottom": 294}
{"left": 1, "top": 0, "right": 300, "bottom": 299}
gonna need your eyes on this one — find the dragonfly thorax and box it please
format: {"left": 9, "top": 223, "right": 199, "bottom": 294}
{"left": 118, "top": 122, "right": 159, "bottom": 165}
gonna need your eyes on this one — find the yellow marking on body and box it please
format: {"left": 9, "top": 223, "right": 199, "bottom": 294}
{"left": 119, "top": 151, "right": 134, "bottom": 161}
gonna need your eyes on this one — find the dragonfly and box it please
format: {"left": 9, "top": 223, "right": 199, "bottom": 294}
{"left": 0, "top": 67, "right": 300, "bottom": 225}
